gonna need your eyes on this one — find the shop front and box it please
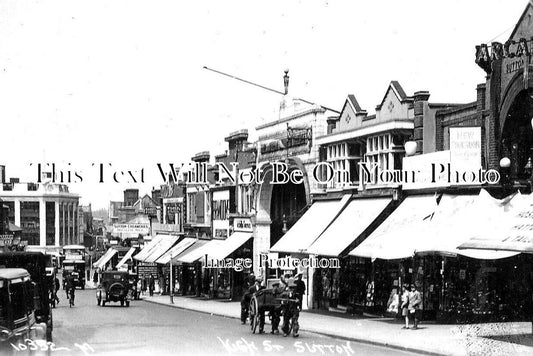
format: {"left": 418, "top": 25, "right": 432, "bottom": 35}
{"left": 348, "top": 190, "right": 533, "bottom": 322}
{"left": 269, "top": 196, "right": 353, "bottom": 309}
{"left": 305, "top": 195, "right": 395, "bottom": 312}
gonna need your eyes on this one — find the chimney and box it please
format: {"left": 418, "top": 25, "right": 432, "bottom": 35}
{"left": 413, "top": 91, "right": 430, "bottom": 154}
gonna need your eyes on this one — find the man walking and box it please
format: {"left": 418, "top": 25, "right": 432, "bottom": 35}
{"left": 293, "top": 273, "right": 306, "bottom": 310}
{"left": 240, "top": 274, "right": 255, "bottom": 324}
{"left": 149, "top": 274, "right": 155, "bottom": 297}
{"left": 408, "top": 284, "right": 422, "bottom": 329}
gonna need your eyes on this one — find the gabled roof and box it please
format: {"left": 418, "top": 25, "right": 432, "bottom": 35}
{"left": 509, "top": 1, "right": 533, "bottom": 41}
{"left": 376, "top": 81, "right": 411, "bottom": 110}
{"left": 133, "top": 194, "right": 159, "bottom": 209}
{"left": 347, "top": 94, "right": 363, "bottom": 112}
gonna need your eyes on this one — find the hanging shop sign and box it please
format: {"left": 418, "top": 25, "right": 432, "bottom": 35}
{"left": 233, "top": 218, "right": 253, "bottom": 232}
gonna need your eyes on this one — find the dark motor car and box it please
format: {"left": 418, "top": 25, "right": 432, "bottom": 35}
{"left": 96, "top": 271, "right": 132, "bottom": 307}
{"left": 0, "top": 268, "right": 47, "bottom": 355}
{"left": 0, "top": 252, "right": 53, "bottom": 341}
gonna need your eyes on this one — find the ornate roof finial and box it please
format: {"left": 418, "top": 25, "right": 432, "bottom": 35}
{"left": 283, "top": 69, "right": 289, "bottom": 95}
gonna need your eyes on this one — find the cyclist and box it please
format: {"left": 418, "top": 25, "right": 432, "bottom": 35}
{"left": 65, "top": 274, "right": 76, "bottom": 307}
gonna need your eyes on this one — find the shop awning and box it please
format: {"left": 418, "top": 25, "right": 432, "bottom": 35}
{"left": 133, "top": 235, "right": 165, "bottom": 261}
{"left": 306, "top": 197, "right": 392, "bottom": 256}
{"left": 115, "top": 247, "right": 136, "bottom": 269}
{"left": 459, "top": 192, "right": 533, "bottom": 253}
{"left": 270, "top": 195, "right": 351, "bottom": 254}
{"left": 173, "top": 239, "right": 224, "bottom": 264}
{"left": 143, "top": 235, "right": 180, "bottom": 263}
{"left": 8, "top": 222, "right": 22, "bottom": 232}
{"left": 207, "top": 232, "right": 252, "bottom": 260}
{"left": 415, "top": 192, "right": 519, "bottom": 259}
{"left": 349, "top": 195, "right": 438, "bottom": 260}
{"left": 93, "top": 248, "right": 117, "bottom": 269}
{"left": 156, "top": 238, "right": 197, "bottom": 264}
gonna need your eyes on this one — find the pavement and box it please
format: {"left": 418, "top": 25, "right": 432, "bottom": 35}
{"left": 141, "top": 293, "right": 533, "bottom": 356}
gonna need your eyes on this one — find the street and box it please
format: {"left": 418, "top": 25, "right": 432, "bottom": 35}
{"left": 28, "top": 289, "right": 424, "bottom": 356}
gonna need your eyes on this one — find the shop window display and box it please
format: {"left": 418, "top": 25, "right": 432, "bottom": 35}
{"left": 440, "top": 255, "right": 533, "bottom": 323}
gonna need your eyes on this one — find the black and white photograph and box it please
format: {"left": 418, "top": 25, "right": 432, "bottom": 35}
{"left": 1, "top": 0, "right": 533, "bottom": 355}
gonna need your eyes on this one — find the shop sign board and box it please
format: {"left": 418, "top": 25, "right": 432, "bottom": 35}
{"left": 113, "top": 223, "right": 150, "bottom": 235}
{"left": 65, "top": 253, "right": 83, "bottom": 261}
{"left": 402, "top": 151, "right": 451, "bottom": 190}
{"left": 234, "top": 218, "right": 253, "bottom": 232}
{"left": 449, "top": 127, "right": 481, "bottom": 172}
{"left": 0, "top": 235, "right": 26, "bottom": 247}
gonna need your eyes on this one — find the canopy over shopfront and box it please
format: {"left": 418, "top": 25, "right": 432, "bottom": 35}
{"left": 172, "top": 239, "right": 222, "bottom": 264}
{"left": 133, "top": 235, "right": 165, "bottom": 261}
{"left": 93, "top": 248, "right": 117, "bottom": 269}
{"left": 459, "top": 192, "right": 533, "bottom": 253}
{"left": 270, "top": 195, "right": 351, "bottom": 254}
{"left": 415, "top": 191, "right": 519, "bottom": 259}
{"left": 349, "top": 195, "right": 437, "bottom": 260}
{"left": 142, "top": 235, "right": 180, "bottom": 263}
{"left": 156, "top": 237, "right": 196, "bottom": 264}
{"left": 306, "top": 197, "right": 392, "bottom": 256}
{"left": 206, "top": 232, "right": 252, "bottom": 260}
{"left": 115, "top": 247, "right": 136, "bottom": 269}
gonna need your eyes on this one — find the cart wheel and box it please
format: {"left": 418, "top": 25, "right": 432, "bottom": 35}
{"left": 250, "top": 296, "right": 258, "bottom": 334}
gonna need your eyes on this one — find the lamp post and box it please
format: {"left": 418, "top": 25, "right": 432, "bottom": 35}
{"left": 170, "top": 251, "right": 174, "bottom": 304}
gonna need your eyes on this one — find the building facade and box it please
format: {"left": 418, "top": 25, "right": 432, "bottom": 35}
{"left": 0, "top": 181, "right": 80, "bottom": 247}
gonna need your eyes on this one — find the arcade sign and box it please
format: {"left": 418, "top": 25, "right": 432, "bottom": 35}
{"left": 475, "top": 38, "right": 531, "bottom": 73}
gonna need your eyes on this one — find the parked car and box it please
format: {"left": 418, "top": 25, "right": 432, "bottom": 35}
{"left": 0, "top": 252, "right": 53, "bottom": 341}
{"left": 96, "top": 271, "right": 132, "bottom": 307}
{"left": 0, "top": 268, "right": 47, "bottom": 355}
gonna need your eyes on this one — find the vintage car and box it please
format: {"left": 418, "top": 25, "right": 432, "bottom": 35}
{"left": 0, "top": 252, "right": 53, "bottom": 341}
{"left": 0, "top": 268, "right": 47, "bottom": 355}
{"left": 96, "top": 271, "right": 132, "bottom": 307}
{"left": 62, "top": 260, "right": 86, "bottom": 289}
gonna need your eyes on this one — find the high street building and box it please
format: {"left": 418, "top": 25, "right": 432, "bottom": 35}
{"left": 0, "top": 178, "right": 80, "bottom": 247}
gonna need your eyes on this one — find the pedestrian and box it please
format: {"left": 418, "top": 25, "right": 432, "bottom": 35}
{"left": 400, "top": 285, "right": 410, "bottom": 329}
{"left": 149, "top": 274, "right": 155, "bottom": 297}
{"left": 322, "top": 272, "right": 330, "bottom": 309}
{"left": 136, "top": 279, "right": 142, "bottom": 299}
{"left": 252, "top": 277, "right": 266, "bottom": 333}
{"left": 240, "top": 274, "right": 255, "bottom": 324}
{"left": 408, "top": 284, "right": 422, "bottom": 329}
{"left": 54, "top": 276, "right": 60, "bottom": 305}
{"left": 293, "top": 273, "right": 306, "bottom": 310}
{"left": 312, "top": 270, "right": 322, "bottom": 310}
{"left": 270, "top": 281, "right": 287, "bottom": 334}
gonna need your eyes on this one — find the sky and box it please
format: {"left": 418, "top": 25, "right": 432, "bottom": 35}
{"left": 0, "top": 0, "right": 528, "bottom": 209}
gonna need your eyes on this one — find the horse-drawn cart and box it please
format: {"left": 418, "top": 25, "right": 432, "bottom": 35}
{"left": 248, "top": 288, "right": 300, "bottom": 335}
